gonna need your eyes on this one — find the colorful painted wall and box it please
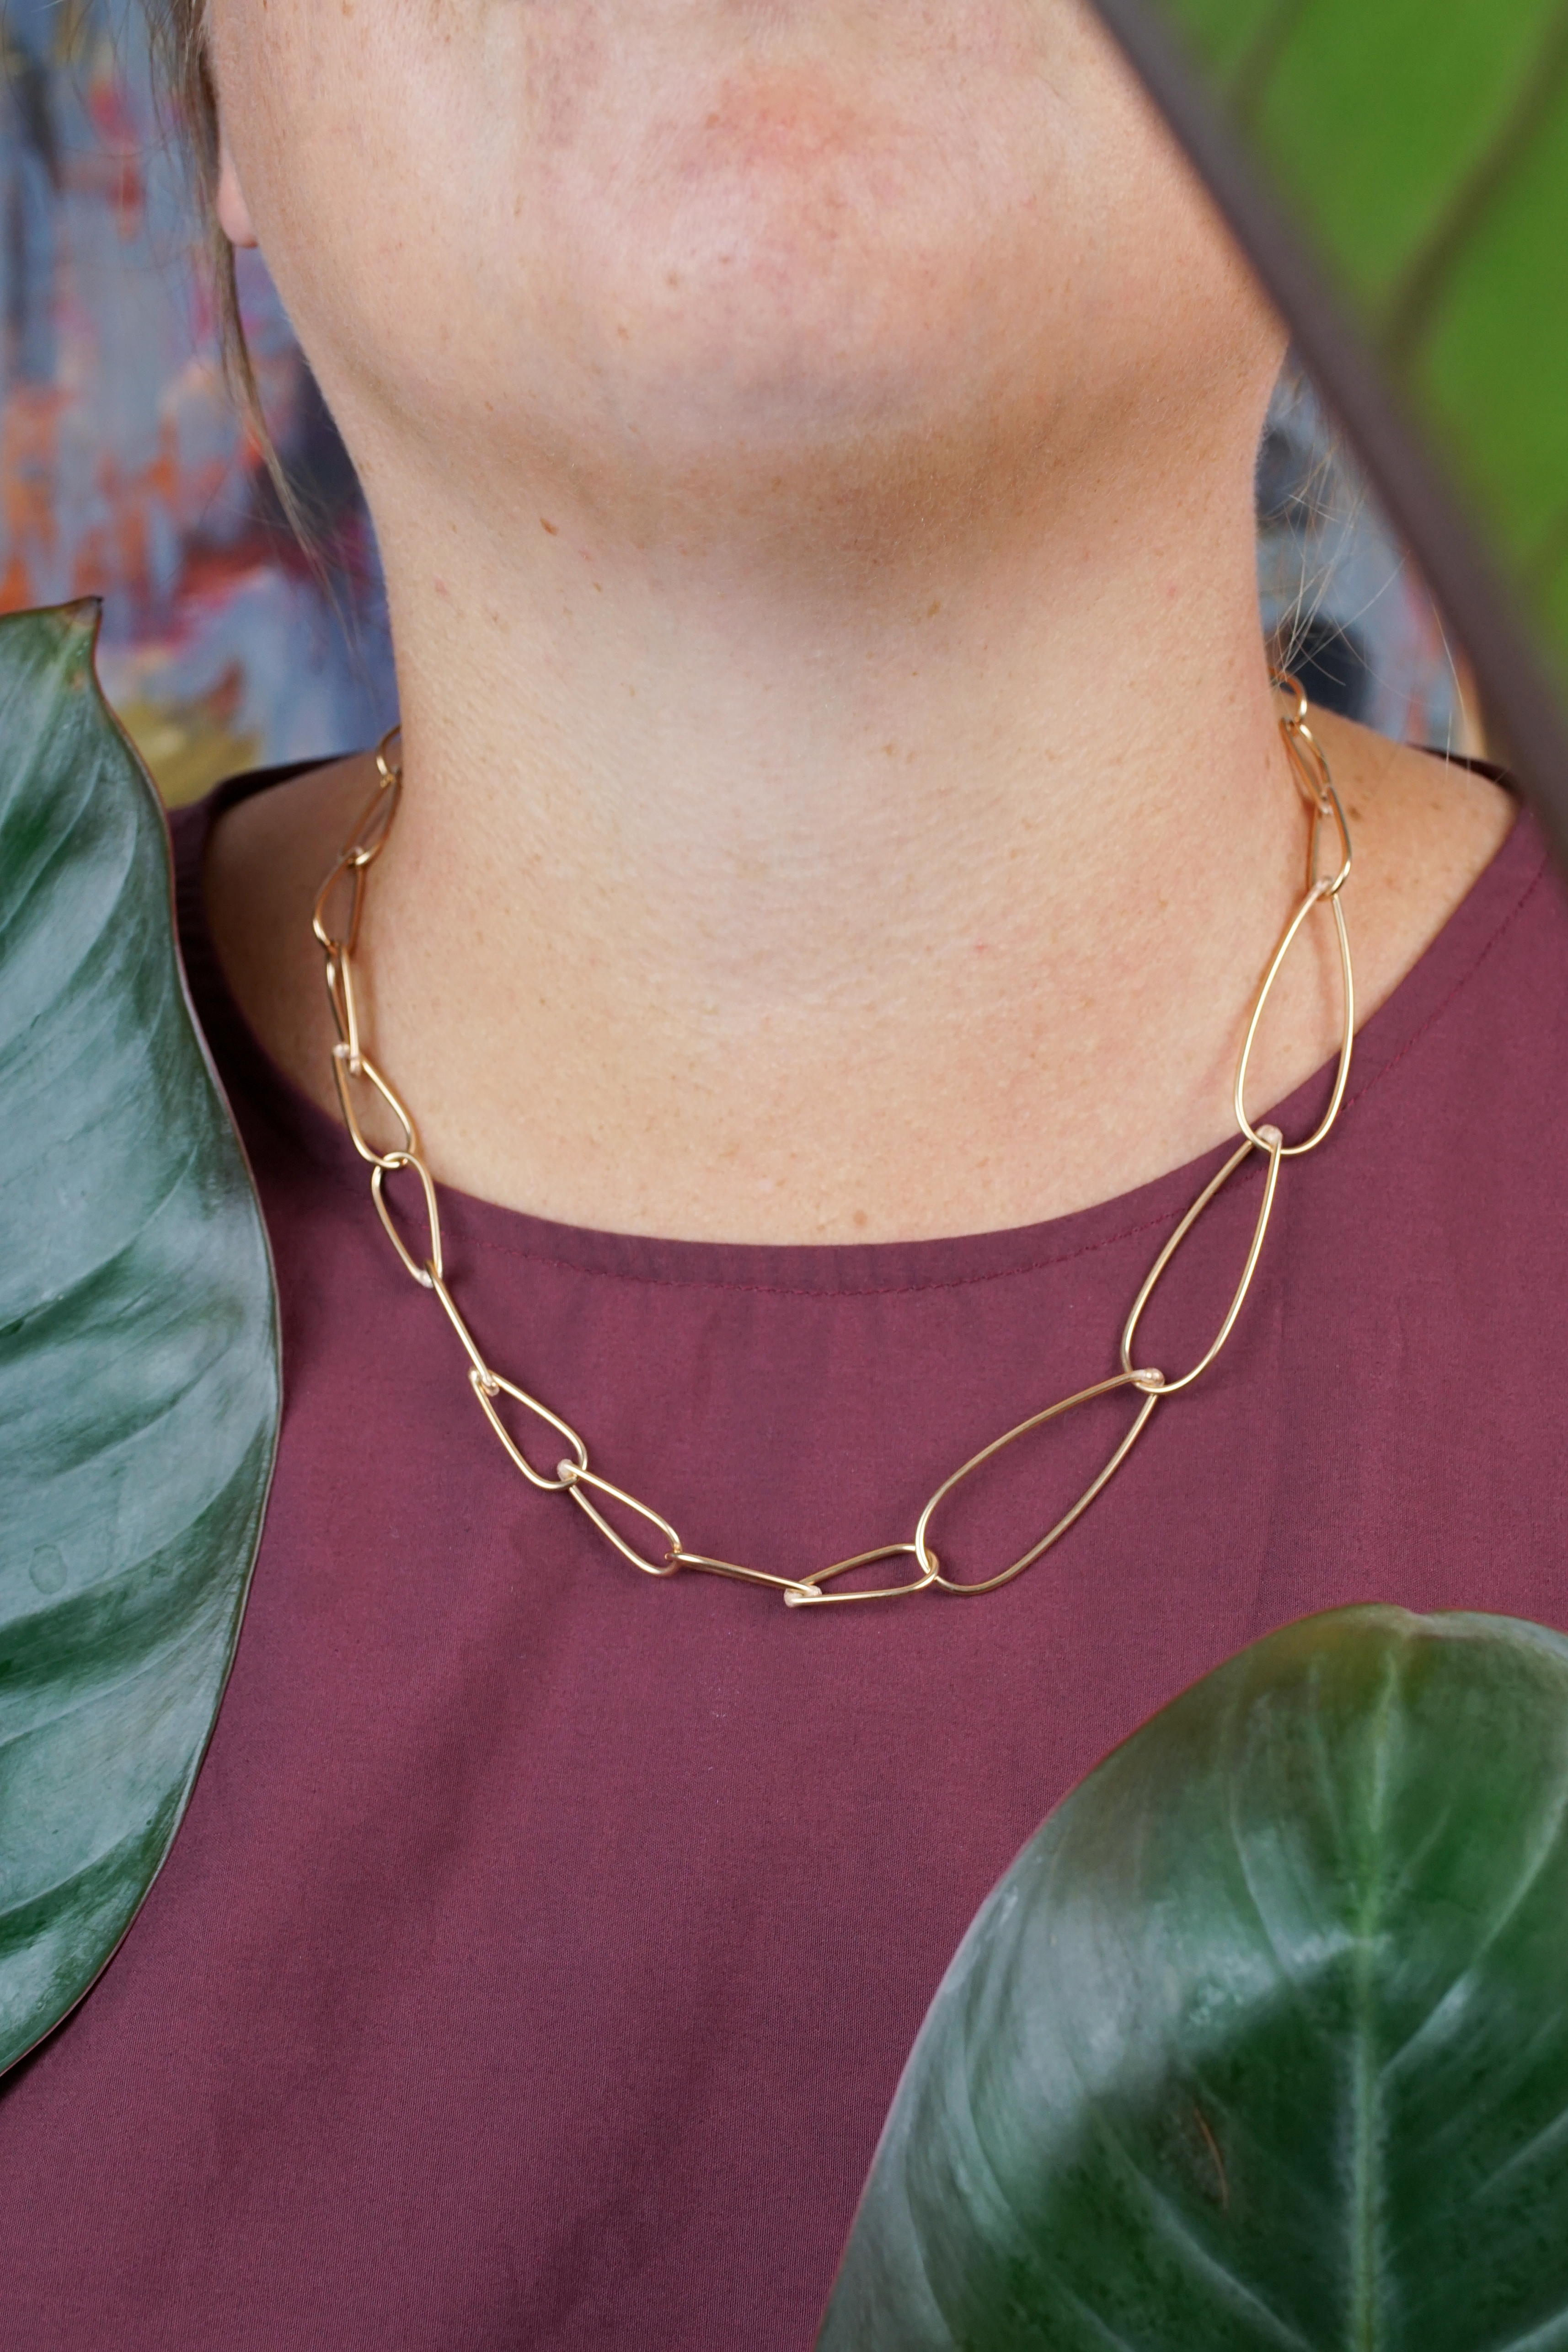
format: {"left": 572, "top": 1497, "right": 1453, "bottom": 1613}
{"left": 0, "top": 0, "right": 395, "bottom": 804}
{"left": 1, "top": 3, "right": 1470, "bottom": 804}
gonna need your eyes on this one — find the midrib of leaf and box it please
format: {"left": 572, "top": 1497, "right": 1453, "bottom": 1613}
{"left": 1349, "top": 1662, "right": 1400, "bottom": 2352}
{"left": 1381, "top": 0, "right": 1568, "bottom": 371}
{"left": 1226, "top": 0, "right": 1314, "bottom": 126}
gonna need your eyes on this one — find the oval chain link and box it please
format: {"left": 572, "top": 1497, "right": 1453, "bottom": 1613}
{"left": 911, "top": 1372, "right": 1164, "bottom": 1598}
{"left": 1236, "top": 687, "right": 1355, "bottom": 1155}
{"left": 372, "top": 1152, "right": 444, "bottom": 1288}
{"left": 1119, "top": 1129, "right": 1284, "bottom": 1396}
{"left": 322, "top": 684, "right": 1351, "bottom": 1606}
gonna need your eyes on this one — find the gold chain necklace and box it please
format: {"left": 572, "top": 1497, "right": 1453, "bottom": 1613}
{"left": 312, "top": 682, "right": 1353, "bottom": 1608}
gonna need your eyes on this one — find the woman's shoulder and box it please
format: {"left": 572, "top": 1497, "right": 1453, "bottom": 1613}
{"left": 1316, "top": 718, "right": 1568, "bottom": 1163}
{"left": 1312, "top": 709, "right": 1522, "bottom": 1022}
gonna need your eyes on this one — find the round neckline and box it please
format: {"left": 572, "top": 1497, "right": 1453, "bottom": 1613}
{"left": 173, "top": 769, "right": 1549, "bottom": 1300}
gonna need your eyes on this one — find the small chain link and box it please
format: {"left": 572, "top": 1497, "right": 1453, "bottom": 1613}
{"left": 319, "top": 680, "right": 1351, "bottom": 1607}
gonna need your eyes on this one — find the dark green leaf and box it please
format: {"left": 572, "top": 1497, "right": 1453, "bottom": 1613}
{"left": 0, "top": 602, "right": 279, "bottom": 2077}
{"left": 820, "top": 1605, "right": 1568, "bottom": 2350}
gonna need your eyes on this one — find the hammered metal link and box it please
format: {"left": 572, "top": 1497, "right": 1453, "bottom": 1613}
{"left": 471, "top": 1367, "right": 589, "bottom": 1492}
{"left": 371, "top": 1151, "right": 444, "bottom": 1288}
{"left": 676, "top": 1552, "right": 822, "bottom": 1602}
{"left": 1236, "top": 678, "right": 1356, "bottom": 1157}
{"left": 785, "top": 1543, "right": 942, "bottom": 1608}
{"left": 323, "top": 952, "right": 365, "bottom": 1074}
{"left": 429, "top": 1277, "right": 499, "bottom": 1387}
{"left": 1119, "top": 1129, "right": 1284, "bottom": 1396}
{"left": 912, "top": 1372, "right": 1165, "bottom": 1597}
{"left": 332, "top": 1048, "right": 418, "bottom": 1168}
{"left": 1235, "top": 884, "right": 1354, "bottom": 1156}
{"left": 558, "top": 1463, "right": 684, "bottom": 1578}
{"left": 318, "top": 698, "right": 1353, "bottom": 1607}
{"left": 312, "top": 857, "right": 369, "bottom": 964}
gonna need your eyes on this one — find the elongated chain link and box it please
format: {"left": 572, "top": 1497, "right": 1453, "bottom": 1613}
{"left": 315, "top": 682, "right": 1351, "bottom": 1607}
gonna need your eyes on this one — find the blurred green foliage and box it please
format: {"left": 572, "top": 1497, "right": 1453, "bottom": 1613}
{"left": 1156, "top": 0, "right": 1568, "bottom": 715}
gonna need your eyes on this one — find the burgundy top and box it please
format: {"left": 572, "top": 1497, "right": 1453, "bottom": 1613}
{"left": 5, "top": 778, "right": 1567, "bottom": 2348}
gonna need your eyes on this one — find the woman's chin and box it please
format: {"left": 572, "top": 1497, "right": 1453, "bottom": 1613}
{"left": 260, "top": 0, "right": 1268, "bottom": 554}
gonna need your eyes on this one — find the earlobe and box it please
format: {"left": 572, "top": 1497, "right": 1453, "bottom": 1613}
{"left": 216, "top": 129, "right": 260, "bottom": 250}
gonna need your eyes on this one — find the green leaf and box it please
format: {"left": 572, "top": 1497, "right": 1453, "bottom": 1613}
{"left": 0, "top": 603, "right": 279, "bottom": 2077}
{"left": 1094, "top": 0, "right": 1568, "bottom": 843}
{"left": 819, "top": 1605, "right": 1568, "bottom": 2350}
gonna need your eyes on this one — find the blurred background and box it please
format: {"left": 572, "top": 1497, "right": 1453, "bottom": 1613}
{"left": 1, "top": 0, "right": 1477, "bottom": 805}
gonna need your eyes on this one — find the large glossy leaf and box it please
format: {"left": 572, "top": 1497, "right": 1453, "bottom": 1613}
{"left": 1093, "top": 0, "right": 1568, "bottom": 849}
{"left": 0, "top": 602, "right": 279, "bottom": 2077}
{"left": 819, "top": 1604, "right": 1568, "bottom": 2350}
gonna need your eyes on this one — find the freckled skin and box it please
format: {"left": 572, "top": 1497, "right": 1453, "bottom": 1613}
{"left": 203, "top": 0, "right": 1513, "bottom": 1247}
{"left": 210, "top": 1, "right": 1266, "bottom": 543}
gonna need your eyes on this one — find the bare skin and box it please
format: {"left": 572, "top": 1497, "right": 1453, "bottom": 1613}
{"left": 203, "top": 0, "right": 1511, "bottom": 1245}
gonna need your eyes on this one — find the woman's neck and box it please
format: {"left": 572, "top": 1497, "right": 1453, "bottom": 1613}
{"left": 205, "top": 421, "right": 1510, "bottom": 1246}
